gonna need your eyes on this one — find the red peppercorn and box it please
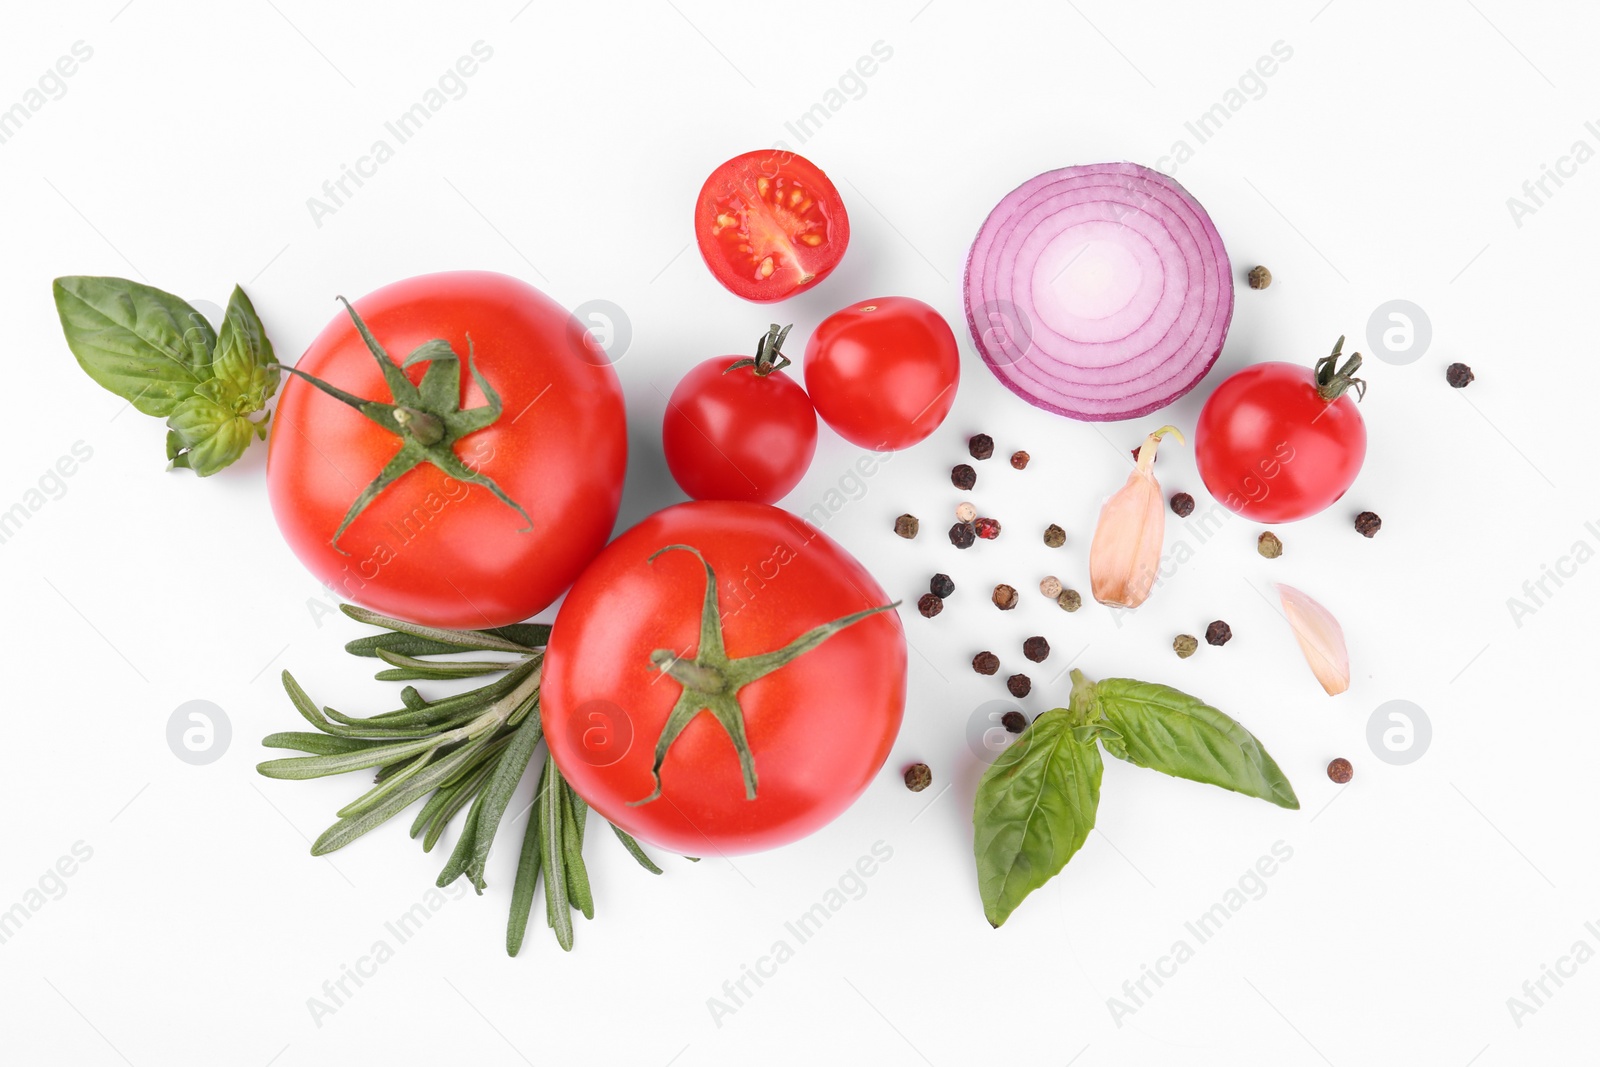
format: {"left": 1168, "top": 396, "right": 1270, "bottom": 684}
{"left": 974, "top": 517, "right": 1001, "bottom": 540}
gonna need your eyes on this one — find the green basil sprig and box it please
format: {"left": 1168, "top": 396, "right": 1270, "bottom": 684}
{"left": 973, "top": 669, "right": 1298, "bottom": 928}
{"left": 52, "top": 276, "right": 278, "bottom": 475}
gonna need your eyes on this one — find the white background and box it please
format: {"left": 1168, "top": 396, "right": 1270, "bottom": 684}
{"left": 1, "top": 1, "right": 1594, "bottom": 1063}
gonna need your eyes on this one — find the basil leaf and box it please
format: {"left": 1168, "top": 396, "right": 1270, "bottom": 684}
{"left": 53, "top": 276, "right": 215, "bottom": 416}
{"left": 165, "top": 393, "right": 265, "bottom": 477}
{"left": 973, "top": 708, "right": 1102, "bottom": 928}
{"left": 1095, "top": 678, "right": 1299, "bottom": 810}
{"left": 211, "top": 285, "right": 278, "bottom": 413}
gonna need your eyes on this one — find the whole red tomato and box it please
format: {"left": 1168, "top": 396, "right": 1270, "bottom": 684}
{"left": 1194, "top": 338, "right": 1368, "bottom": 523}
{"left": 804, "top": 296, "right": 959, "bottom": 450}
{"left": 267, "top": 272, "right": 627, "bottom": 628}
{"left": 541, "top": 501, "right": 906, "bottom": 855}
{"left": 662, "top": 324, "right": 818, "bottom": 504}
{"left": 695, "top": 150, "right": 849, "bottom": 303}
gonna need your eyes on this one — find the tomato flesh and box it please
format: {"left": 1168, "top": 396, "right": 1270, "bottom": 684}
{"left": 696, "top": 151, "right": 848, "bottom": 303}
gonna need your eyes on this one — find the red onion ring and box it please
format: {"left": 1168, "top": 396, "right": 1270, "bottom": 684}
{"left": 963, "top": 163, "right": 1233, "bottom": 422}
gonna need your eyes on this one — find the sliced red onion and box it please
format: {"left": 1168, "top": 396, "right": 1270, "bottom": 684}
{"left": 963, "top": 163, "right": 1233, "bottom": 422}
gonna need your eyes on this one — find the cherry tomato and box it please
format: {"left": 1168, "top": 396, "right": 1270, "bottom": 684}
{"left": 1194, "top": 343, "right": 1368, "bottom": 523}
{"left": 541, "top": 501, "right": 906, "bottom": 855}
{"left": 803, "top": 296, "right": 960, "bottom": 450}
{"left": 662, "top": 325, "right": 818, "bottom": 504}
{"left": 267, "top": 272, "right": 627, "bottom": 628}
{"left": 695, "top": 150, "right": 849, "bottom": 303}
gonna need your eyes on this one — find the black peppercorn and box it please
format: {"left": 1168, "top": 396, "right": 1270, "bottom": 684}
{"left": 893, "top": 513, "right": 919, "bottom": 539}
{"left": 972, "top": 651, "right": 1000, "bottom": 675}
{"left": 949, "top": 522, "right": 976, "bottom": 549}
{"left": 1010, "top": 450, "right": 1030, "bottom": 470}
{"left": 1170, "top": 492, "right": 1195, "bottom": 518}
{"left": 1043, "top": 523, "right": 1066, "bottom": 548}
{"left": 1006, "top": 673, "right": 1031, "bottom": 698}
{"left": 951, "top": 464, "right": 977, "bottom": 490}
{"left": 1001, "top": 710, "right": 1027, "bottom": 734}
{"left": 1354, "top": 511, "right": 1382, "bottom": 538}
{"left": 916, "top": 593, "right": 943, "bottom": 618}
{"left": 930, "top": 573, "right": 955, "bottom": 598}
{"left": 904, "top": 763, "right": 932, "bottom": 792}
{"left": 1023, "top": 636, "right": 1050, "bottom": 662}
{"left": 1205, "top": 620, "right": 1232, "bottom": 646}
{"left": 968, "top": 434, "right": 994, "bottom": 460}
{"left": 1446, "top": 363, "right": 1474, "bottom": 388}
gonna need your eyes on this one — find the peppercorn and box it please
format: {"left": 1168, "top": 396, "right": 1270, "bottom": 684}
{"left": 916, "top": 593, "right": 943, "bottom": 618}
{"left": 949, "top": 522, "right": 976, "bottom": 549}
{"left": 955, "top": 502, "right": 977, "bottom": 523}
{"left": 904, "top": 763, "right": 933, "bottom": 792}
{"left": 1006, "top": 673, "right": 1031, "bottom": 698}
{"left": 1354, "top": 511, "right": 1382, "bottom": 538}
{"left": 1001, "top": 710, "right": 1027, "bottom": 734}
{"left": 1023, "top": 636, "right": 1050, "bottom": 662}
{"left": 974, "top": 517, "right": 1001, "bottom": 540}
{"left": 1247, "top": 265, "right": 1272, "bottom": 290}
{"left": 1446, "top": 363, "right": 1475, "bottom": 389}
{"left": 1327, "top": 757, "right": 1354, "bottom": 784}
{"left": 972, "top": 651, "right": 1000, "bottom": 675}
{"left": 992, "top": 584, "right": 1018, "bottom": 610}
{"left": 1057, "top": 589, "right": 1082, "bottom": 612}
{"left": 1257, "top": 531, "right": 1283, "bottom": 559}
{"left": 1173, "top": 634, "right": 1198, "bottom": 659}
{"left": 893, "top": 513, "right": 919, "bottom": 539}
{"left": 930, "top": 573, "right": 955, "bottom": 598}
{"left": 1043, "top": 524, "right": 1066, "bottom": 548}
{"left": 951, "top": 464, "right": 977, "bottom": 490}
{"left": 1040, "top": 576, "right": 1062, "bottom": 599}
{"left": 1010, "top": 450, "right": 1030, "bottom": 470}
{"left": 1205, "top": 620, "right": 1232, "bottom": 646}
{"left": 968, "top": 434, "right": 994, "bottom": 460}
{"left": 1170, "top": 492, "right": 1195, "bottom": 518}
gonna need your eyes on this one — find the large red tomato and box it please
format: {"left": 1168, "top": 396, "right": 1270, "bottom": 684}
{"left": 267, "top": 272, "right": 627, "bottom": 628}
{"left": 1194, "top": 339, "right": 1367, "bottom": 523}
{"left": 541, "top": 501, "right": 906, "bottom": 855}
{"left": 803, "top": 296, "right": 959, "bottom": 450}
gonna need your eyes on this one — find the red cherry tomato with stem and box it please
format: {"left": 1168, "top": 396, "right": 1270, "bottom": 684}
{"left": 663, "top": 324, "right": 818, "bottom": 504}
{"left": 1194, "top": 337, "right": 1368, "bottom": 523}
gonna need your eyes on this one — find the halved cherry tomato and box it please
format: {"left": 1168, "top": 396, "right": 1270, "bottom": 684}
{"left": 694, "top": 150, "right": 849, "bottom": 303}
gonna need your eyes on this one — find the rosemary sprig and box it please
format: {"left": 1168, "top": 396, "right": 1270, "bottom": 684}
{"left": 257, "top": 603, "right": 677, "bottom": 954}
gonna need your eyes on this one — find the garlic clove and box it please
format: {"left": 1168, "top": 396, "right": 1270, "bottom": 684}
{"left": 1276, "top": 583, "right": 1350, "bottom": 696}
{"left": 1090, "top": 426, "right": 1182, "bottom": 609}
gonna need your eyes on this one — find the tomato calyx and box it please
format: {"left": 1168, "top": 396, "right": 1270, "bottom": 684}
{"left": 723, "top": 323, "right": 795, "bottom": 378}
{"left": 633, "top": 543, "right": 898, "bottom": 805}
{"left": 272, "top": 297, "right": 534, "bottom": 553}
{"left": 1313, "top": 335, "right": 1367, "bottom": 403}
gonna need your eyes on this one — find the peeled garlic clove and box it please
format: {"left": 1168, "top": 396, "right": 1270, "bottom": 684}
{"left": 1277, "top": 583, "right": 1350, "bottom": 695}
{"left": 1090, "top": 426, "right": 1182, "bottom": 609}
